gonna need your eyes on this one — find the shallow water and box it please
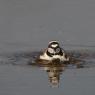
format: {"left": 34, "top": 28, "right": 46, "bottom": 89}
{"left": 0, "top": 0, "right": 95, "bottom": 95}
{"left": 0, "top": 50, "right": 95, "bottom": 95}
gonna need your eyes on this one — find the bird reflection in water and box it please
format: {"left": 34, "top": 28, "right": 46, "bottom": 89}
{"left": 43, "top": 64, "right": 65, "bottom": 87}
{"left": 28, "top": 50, "right": 85, "bottom": 87}
{"left": 29, "top": 58, "right": 83, "bottom": 87}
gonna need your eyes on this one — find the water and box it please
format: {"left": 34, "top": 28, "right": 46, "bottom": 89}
{"left": 0, "top": 0, "right": 95, "bottom": 95}
{"left": 0, "top": 50, "right": 95, "bottom": 95}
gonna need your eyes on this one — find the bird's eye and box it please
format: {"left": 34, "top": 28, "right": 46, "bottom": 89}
{"left": 48, "top": 48, "right": 55, "bottom": 54}
{"left": 55, "top": 48, "right": 60, "bottom": 53}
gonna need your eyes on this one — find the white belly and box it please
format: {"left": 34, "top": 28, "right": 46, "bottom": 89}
{"left": 39, "top": 53, "right": 69, "bottom": 61}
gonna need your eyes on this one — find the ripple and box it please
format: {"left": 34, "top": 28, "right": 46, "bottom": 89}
{"left": 0, "top": 50, "right": 95, "bottom": 68}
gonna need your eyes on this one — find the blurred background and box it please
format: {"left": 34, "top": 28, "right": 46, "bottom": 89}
{"left": 0, "top": 0, "right": 95, "bottom": 52}
{"left": 0, "top": 1, "right": 95, "bottom": 95}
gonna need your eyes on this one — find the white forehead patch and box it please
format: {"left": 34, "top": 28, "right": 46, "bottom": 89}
{"left": 51, "top": 44, "right": 58, "bottom": 48}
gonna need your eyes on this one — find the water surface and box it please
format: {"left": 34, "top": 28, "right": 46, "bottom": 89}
{"left": 0, "top": 49, "right": 95, "bottom": 95}
{"left": 0, "top": 0, "right": 95, "bottom": 95}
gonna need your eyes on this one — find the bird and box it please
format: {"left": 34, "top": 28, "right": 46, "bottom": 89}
{"left": 36, "top": 41, "right": 69, "bottom": 65}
